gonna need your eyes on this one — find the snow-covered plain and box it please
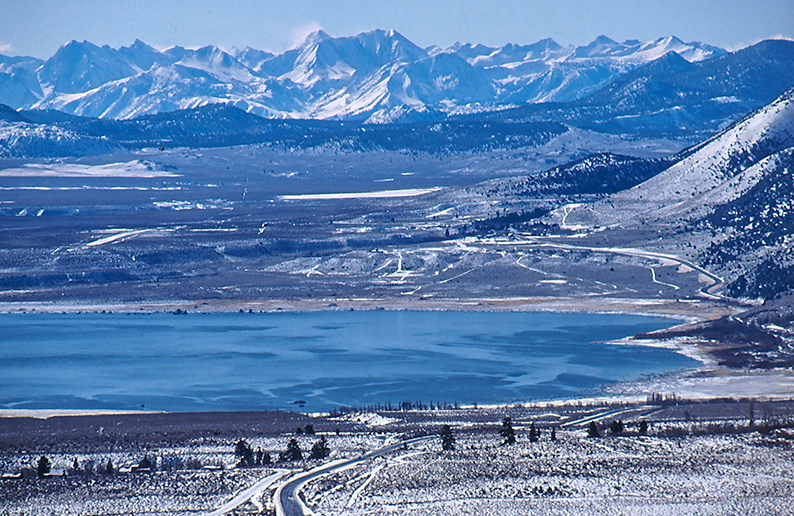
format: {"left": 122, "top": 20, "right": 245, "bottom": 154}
{"left": 3, "top": 405, "right": 793, "bottom": 515}
{"left": 279, "top": 188, "right": 440, "bottom": 200}
{"left": 0, "top": 160, "right": 179, "bottom": 177}
{"left": 303, "top": 430, "right": 794, "bottom": 515}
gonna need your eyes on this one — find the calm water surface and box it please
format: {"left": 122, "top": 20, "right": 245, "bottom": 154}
{"left": 0, "top": 311, "right": 696, "bottom": 412}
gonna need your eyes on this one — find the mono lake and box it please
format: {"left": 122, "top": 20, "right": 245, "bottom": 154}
{"left": 0, "top": 311, "right": 697, "bottom": 413}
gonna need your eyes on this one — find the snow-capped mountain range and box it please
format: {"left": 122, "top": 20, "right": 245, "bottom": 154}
{"left": 0, "top": 30, "right": 726, "bottom": 122}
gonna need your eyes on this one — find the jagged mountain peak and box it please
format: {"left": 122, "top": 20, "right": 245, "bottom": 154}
{"left": 234, "top": 47, "right": 275, "bottom": 74}
{"left": 532, "top": 37, "right": 563, "bottom": 50}
{"left": 127, "top": 38, "right": 154, "bottom": 50}
{"left": 570, "top": 35, "right": 723, "bottom": 62}
{"left": 354, "top": 28, "right": 426, "bottom": 62}
{"left": 574, "top": 35, "right": 622, "bottom": 58}
{"left": 173, "top": 45, "right": 255, "bottom": 82}
{"left": 301, "top": 29, "right": 333, "bottom": 47}
{"left": 118, "top": 39, "right": 174, "bottom": 72}
{"left": 38, "top": 39, "right": 138, "bottom": 94}
{"left": 5, "top": 32, "right": 774, "bottom": 122}
{"left": 593, "top": 34, "right": 619, "bottom": 44}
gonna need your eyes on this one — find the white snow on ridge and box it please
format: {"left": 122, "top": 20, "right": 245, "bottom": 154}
{"left": 631, "top": 87, "right": 794, "bottom": 201}
{"left": 0, "top": 32, "right": 731, "bottom": 121}
{"left": 557, "top": 87, "right": 794, "bottom": 228}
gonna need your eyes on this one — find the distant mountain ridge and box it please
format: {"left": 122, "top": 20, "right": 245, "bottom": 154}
{"left": 475, "top": 39, "right": 794, "bottom": 138}
{"left": 0, "top": 31, "right": 727, "bottom": 121}
{"left": 2, "top": 36, "right": 794, "bottom": 158}
{"left": 0, "top": 101, "right": 569, "bottom": 157}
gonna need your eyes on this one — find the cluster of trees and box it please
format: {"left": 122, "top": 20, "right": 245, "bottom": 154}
{"left": 436, "top": 417, "right": 563, "bottom": 451}
{"left": 588, "top": 419, "right": 649, "bottom": 437}
{"left": 34, "top": 456, "right": 120, "bottom": 478}
{"left": 234, "top": 435, "right": 331, "bottom": 466}
{"left": 438, "top": 416, "right": 653, "bottom": 450}
{"left": 327, "top": 400, "right": 462, "bottom": 415}
{"left": 277, "top": 436, "right": 331, "bottom": 461}
{"left": 500, "top": 417, "right": 556, "bottom": 445}
{"left": 646, "top": 393, "right": 682, "bottom": 406}
{"left": 235, "top": 440, "right": 272, "bottom": 467}
{"left": 33, "top": 433, "right": 335, "bottom": 480}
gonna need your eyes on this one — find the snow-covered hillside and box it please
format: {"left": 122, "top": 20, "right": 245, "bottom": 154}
{"left": 555, "top": 86, "right": 794, "bottom": 299}
{"left": 560, "top": 86, "right": 794, "bottom": 226}
{"left": 0, "top": 31, "right": 726, "bottom": 121}
{"left": 0, "top": 120, "right": 115, "bottom": 157}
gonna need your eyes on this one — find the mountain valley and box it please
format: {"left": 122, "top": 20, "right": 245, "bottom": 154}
{"left": 1, "top": 32, "right": 793, "bottom": 370}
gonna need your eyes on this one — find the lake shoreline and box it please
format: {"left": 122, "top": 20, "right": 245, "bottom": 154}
{"left": 0, "top": 309, "right": 695, "bottom": 415}
{"left": 3, "top": 296, "right": 778, "bottom": 416}
{"left": 0, "top": 295, "right": 737, "bottom": 320}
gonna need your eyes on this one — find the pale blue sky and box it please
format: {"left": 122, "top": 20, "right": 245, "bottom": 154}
{"left": 1, "top": 0, "right": 792, "bottom": 58}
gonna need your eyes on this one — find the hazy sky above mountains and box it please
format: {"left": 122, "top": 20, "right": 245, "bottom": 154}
{"left": 2, "top": 0, "right": 792, "bottom": 58}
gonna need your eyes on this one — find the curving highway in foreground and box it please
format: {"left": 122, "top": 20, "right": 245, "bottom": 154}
{"left": 205, "top": 469, "right": 290, "bottom": 515}
{"left": 275, "top": 436, "right": 434, "bottom": 516}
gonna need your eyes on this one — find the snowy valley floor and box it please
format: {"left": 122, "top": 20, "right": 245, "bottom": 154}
{"left": 2, "top": 399, "right": 794, "bottom": 515}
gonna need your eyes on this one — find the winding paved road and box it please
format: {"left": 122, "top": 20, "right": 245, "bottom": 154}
{"left": 205, "top": 469, "right": 290, "bottom": 516}
{"left": 506, "top": 234, "right": 727, "bottom": 299}
{"left": 275, "top": 436, "right": 434, "bottom": 516}
{"left": 561, "top": 405, "right": 663, "bottom": 428}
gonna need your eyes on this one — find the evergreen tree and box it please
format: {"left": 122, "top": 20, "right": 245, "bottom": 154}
{"left": 529, "top": 422, "right": 538, "bottom": 442}
{"left": 310, "top": 435, "right": 330, "bottom": 459}
{"left": 72, "top": 457, "right": 79, "bottom": 471}
{"left": 638, "top": 420, "right": 648, "bottom": 435}
{"left": 262, "top": 451, "right": 272, "bottom": 465}
{"left": 588, "top": 421, "right": 600, "bottom": 438}
{"left": 748, "top": 399, "right": 755, "bottom": 427}
{"left": 235, "top": 439, "right": 254, "bottom": 466}
{"left": 282, "top": 438, "right": 303, "bottom": 461}
{"left": 105, "top": 459, "right": 114, "bottom": 475}
{"left": 551, "top": 427, "right": 557, "bottom": 441}
{"left": 500, "top": 416, "right": 516, "bottom": 445}
{"left": 36, "top": 455, "right": 51, "bottom": 478}
{"left": 439, "top": 424, "right": 455, "bottom": 451}
{"left": 304, "top": 424, "right": 315, "bottom": 434}
{"left": 610, "top": 420, "right": 624, "bottom": 435}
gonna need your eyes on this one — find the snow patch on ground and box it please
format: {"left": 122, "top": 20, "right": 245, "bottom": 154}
{"left": 280, "top": 188, "right": 440, "bottom": 200}
{"left": 0, "top": 160, "right": 179, "bottom": 178}
{"left": 330, "top": 412, "right": 401, "bottom": 427}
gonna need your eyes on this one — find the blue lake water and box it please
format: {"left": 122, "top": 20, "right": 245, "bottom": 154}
{"left": 0, "top": 311, "right": 696, "bottom": 413}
